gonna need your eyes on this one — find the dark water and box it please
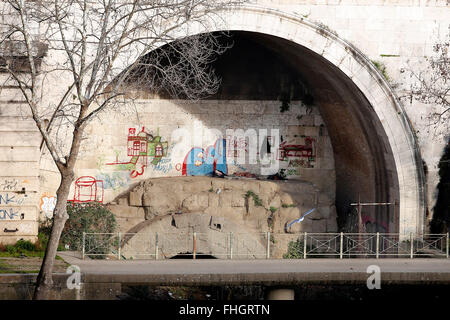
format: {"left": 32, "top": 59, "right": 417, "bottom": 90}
{"left": 117, "top": 284, "right": 450, "bottom": 300}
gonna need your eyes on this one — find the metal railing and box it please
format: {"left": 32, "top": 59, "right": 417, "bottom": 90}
{"left": 81, "top": 232, "right": 450, "bottom": 260}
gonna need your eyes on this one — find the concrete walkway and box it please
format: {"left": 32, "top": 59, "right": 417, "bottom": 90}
{"left": 56, "top": 252, "right": 450, "bottom": 285}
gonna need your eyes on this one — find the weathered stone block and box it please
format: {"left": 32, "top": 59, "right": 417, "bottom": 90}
{"left": 280, "top": 193, "right": 295, "bottom": 206}
{"left": 258, "top": 181, "right": 279, "bottom": 197}
{"left": 211, "top": 178, "right": 225, "bottom": 191}
{"left": 316, "top": 206, "right": 331, "bottom": 219}
{"left": 208, "top": 192, "right": 219, "bottom": 207}
{"left": 129, "top": 189, "right": 143, "bottom": 206}
{"left": 269, "top": 195, "right": 281, "bottom": 209}
{"left": 326, "top": 216, "right": 338, "bottom": 232}
{"left": 182, "top": 194, "right": 208, "bottom": 212}
{"left": 219, "top": 190, "right": 233, "bottom": 207}
{"left": 231, "top": 190, "right": 245, "bottom": 207}
{"left": 312, "top": 219, "right": 327, "bottom": 233}
{"left": 107, "top": 204, "right": 138, "bottom": 218}
{"left": 118, "top": 197, "right": 128, "bottom": 206}
{"left": 210, "top": 216, "right": 225, "bottom": 231}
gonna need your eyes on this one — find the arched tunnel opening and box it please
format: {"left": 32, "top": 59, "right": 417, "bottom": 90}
{"left": 117, "top": 30, "right": 401, "bottom": 235}
{"left": 209, "top": 31, "right": 399, "bottom": 233}
{"left": 170, "top": 253, "right": 218, "bottom": 259}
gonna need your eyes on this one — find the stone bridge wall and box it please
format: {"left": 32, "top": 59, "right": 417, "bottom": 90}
{"left": 0, "top": 0, "right": 448, "bottom": 243}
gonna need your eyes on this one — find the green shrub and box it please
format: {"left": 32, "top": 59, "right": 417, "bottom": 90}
{"left": 15, "top": 239, "right": 36, "bottom": 251}
{"left": 62, "top": 202, "right": 117, "bottom": 251}
{"left": 283, "top": 239, "right": 304, "bottom": 259}
{"left": 39, "top": 202, "right": 117, "bottom": 253}
{"left": 0, "top": 240, "right": 38, "bottom": 256}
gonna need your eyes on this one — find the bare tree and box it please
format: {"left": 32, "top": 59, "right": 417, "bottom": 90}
{"left": 0, "top": 0, "right": 241, "bottom": 299}
{"left": 408, "top": 30, "right": 450, "bottom": 126}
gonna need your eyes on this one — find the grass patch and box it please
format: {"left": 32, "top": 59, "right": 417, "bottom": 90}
{"left": 282, "top": 204, "right": 297, "bottom": 208}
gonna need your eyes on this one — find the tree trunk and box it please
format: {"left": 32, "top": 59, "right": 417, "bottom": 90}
{"left": 33, "top": 172, "right": 73, "bottom": 300}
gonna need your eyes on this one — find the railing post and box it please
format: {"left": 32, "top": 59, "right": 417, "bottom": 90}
{"left": 229, "top": 232, "right": 233, "bottom": 260}
{"left": 410, "top": 232, "right": 413, "bottom": 259}
{"left": 193, "top": 232, "right": 197, "bottom": 259}
{"left": 303, "top": 232, "right": 307, "bottom": 259}
{"left": 446, "top": 233, "right": 449, "bottom": 259}
{"left": 266, "top": 232, "right": 270, "bottom": 259}
{"left": 340, "top": 232, "right": 343, "bottom": 259}
{"left": 118, "top": 232, "right": 121, "bottom": 260}
{"left": 82, "top": 232, "right": 85, "bottom": 260}
{"left": 376, "top": 232, "right": 380, "bottom": 259}
{"left": 155, "top": 233, "right": 159, "bottom": 260}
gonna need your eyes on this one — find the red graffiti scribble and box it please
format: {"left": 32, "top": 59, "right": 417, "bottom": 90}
{"left": 277, "top": 137, "right": 315, "bottom": 161}
{"left": 130, "top": 165, "right": 145, "bottom": 178}
{"left": 68, "top": 176, "right": 104, "bottom": 204}
{"left": 226, "top": 135, "right": 248, "bottom": 158}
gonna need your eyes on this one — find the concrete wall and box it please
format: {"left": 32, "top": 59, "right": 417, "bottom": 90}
{"left": 0, "top": 74, "right": 40, "bottom": 244}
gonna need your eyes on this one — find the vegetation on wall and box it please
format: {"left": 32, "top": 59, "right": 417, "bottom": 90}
{"left": 283, "top": 238, "right": 304, "bottom": 259}
{"left": 371, "top": 60, "right": 390, "bottom": 82}
{"left": 244, "top": 191, "right": 263, "bottom": 207}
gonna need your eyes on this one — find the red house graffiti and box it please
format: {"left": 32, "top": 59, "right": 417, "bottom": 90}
{"left": 106, "top": 127, "right": 168, "bottom": 178}
{"left": 278, "top": 137, "right": 316, "bottom": 161}
{"left": 68, "top": 176, "right": 104, "bottom": 204}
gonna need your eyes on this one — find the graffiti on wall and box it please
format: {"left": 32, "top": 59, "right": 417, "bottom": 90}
{"left": 0, "top": 208, "right": 24, "bottom": 220}
{"left": 40, "top": 194, "right": 57, "bottom": 218}
{"left": 182, "top": 139, "right": 227, "bottom": 176}
{"left": 107, "top": 127, "right": 169, "bottom": 178}
{"left": 0, "top": 193, "right": 28, "bottom": 205}
{"left": 278, "top": 137, "right": 316, "bottom": 170}
{"left": 96, "top": 172, "right": 131, "bottom": 190}
{"left": 68, "top": 176, "right": 104, "bottom": 204}
{"left": 226, "top": 135, "right": 248, "bottom": 159}
{"left": 0, "top": 192, "right": 27, "bottom": 220}
{"left": 0, "top": 179, "right": 19, "bottom": 191}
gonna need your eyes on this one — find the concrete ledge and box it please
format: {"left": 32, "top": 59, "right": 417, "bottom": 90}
{"left": 82, "top": 271, "right": 450, "bottom": 286}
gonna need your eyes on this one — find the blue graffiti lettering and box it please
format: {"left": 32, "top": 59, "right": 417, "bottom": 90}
{"left": 153, "top": 161, "right": 173, "bottom": 174}
{"left": 0, "top": 194, "right": 15, "bottom": 205}
{"left": 0, "top": 208, "right": 19, "bottom": 220}
{"left": 96, "top": 172, "right": 131, "bottom": 190}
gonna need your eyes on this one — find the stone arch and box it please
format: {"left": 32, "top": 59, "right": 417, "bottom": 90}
{"left": 121, "top": 213, "right": 267, "bottom": 259}
{"left": 116, "top": 5, "right": 425, "bottom": 236}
